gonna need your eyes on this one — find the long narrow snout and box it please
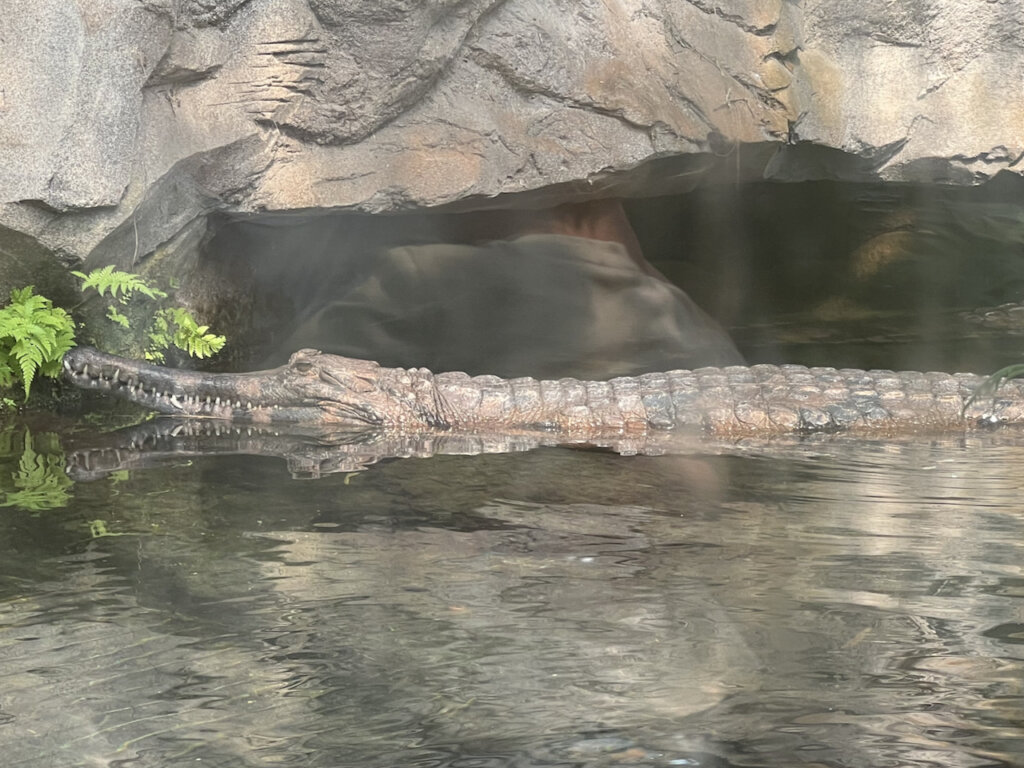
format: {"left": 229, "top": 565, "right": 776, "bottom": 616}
{"left": 64, "top": 346, "right": 277, "bottom": 420}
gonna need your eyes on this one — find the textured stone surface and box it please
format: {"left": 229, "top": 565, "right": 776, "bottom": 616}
{"left": 782, "top": 0, "right": 1024, "bottom": 183}
{"left": 0, "top": 0, "right": 1021, "bottom": 264}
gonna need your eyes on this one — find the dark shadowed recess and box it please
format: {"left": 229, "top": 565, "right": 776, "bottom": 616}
{"left": 203, "top": 172, "right": 1024, "bottom": 375}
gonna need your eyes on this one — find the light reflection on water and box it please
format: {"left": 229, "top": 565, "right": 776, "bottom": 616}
{"left": 1, "top": 435, "right": 1023, "bottom": 766}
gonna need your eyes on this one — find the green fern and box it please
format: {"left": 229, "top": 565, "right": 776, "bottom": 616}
{"left": 74, "top": 267, "right": 226, "bottom": 364}
{"left": 72, "top": 265, "right": 167, "bottom": 301}
{"left": 145, "top": 308, "right": 225, "bottom": 361}
{"left": 145, "top": 310, "right": 170, "bottom": 363}
{"left": 0, "top": 287, "right": 76, "bottom": 399}
{"left": 106, "top": 305, "right": 130, "bottom": 329}
{"left": 162, "top": 308, "right": 226, "bottom": 359}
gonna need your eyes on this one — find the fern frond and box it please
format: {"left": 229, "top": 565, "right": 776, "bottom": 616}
{"left": 0, "top": 358, "right": 13, "bottom": 390}
{"left": 74, "top": 266, "right": 167, "bottom": 301}
{"left": 151, "top": 309, "right": 226, "bottom": 362}
{"left": 8, "top": 286, "right": 34, "bottom": 304}
{"left": 106, "top": 305, "right": 130, "bottom": 328}
{"left": 10, "top": 339, "right": 42, "bottom": 398}
{"left": 7, "top": 290, "right": 48, "bottom": 317}
{"left": 0, "top": 287, "right": 76, "bottom": 398}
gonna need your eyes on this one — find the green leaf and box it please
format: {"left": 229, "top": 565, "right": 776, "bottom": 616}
{"left": 88, "top": 519, "right": 127, "bottom": 538}
{"left": 965, "top": 364, "right": 1024, "bottom": 412}
{"left": 75, "top": 265, "right": 167, "bottom": 302}
{"left": 106, "top": 305, "right": 130, "bottom": 328}
{"left": 0, "top": 286, "right": 76, "bottom": 399}
{"left": 149, "top": 307, "right": 225, "bottom": 361}
{"left": 68, "top": 270, "right": 228, "bottom": 366}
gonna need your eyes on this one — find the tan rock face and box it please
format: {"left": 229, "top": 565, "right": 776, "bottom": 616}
{"left": 791, "top": 0, "right": 1024, "bottom": 183}
{"left": 0, "top": 0, "right": 1021, "bottom": 263}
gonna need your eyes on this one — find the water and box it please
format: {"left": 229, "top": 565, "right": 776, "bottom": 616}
{"left": 5, "top": 182, "right": 1024, "bottom": 765}
{"left": 1, "top": 422, "right": 1023, "bottom": 766}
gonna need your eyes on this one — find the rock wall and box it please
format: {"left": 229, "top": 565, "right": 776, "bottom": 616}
{"left": 1, "top": 0, "right": 1022, "bottom": 265}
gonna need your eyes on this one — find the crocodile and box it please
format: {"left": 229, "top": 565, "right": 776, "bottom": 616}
{"left": 63, "top": 346, "right": 1024, "bottom": 438}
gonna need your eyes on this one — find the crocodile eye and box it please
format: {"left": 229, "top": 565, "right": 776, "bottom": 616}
{"left": 292, "top": 360, "right": 314, "bottom": 373}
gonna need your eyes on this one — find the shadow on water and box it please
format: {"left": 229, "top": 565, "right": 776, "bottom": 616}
{"left": 3, "top": 183, "right": 1024, "bottom": 766}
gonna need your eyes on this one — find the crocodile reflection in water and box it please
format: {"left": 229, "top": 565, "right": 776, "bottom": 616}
{"left": 64, "top": 419, "right": 682, "bottom": 480}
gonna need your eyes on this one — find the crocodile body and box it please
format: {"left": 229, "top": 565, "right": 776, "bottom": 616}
{"left": 63, "top": 347, "right": 1024, "bottom": 438}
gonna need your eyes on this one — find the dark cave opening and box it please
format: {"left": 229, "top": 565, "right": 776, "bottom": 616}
{"left": 202, "top": 173, "right": 1024, "bottom": 377}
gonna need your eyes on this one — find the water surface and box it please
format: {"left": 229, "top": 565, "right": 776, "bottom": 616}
{"left": 1, "top": 424, "right": 1023, "bottom": 766}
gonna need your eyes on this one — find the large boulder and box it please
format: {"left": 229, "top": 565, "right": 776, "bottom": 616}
{"left": 1, "top": 0, "right": 1021, "bottom": 264}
